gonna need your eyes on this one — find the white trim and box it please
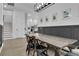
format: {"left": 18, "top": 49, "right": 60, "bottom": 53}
{"left": 3, "top": 37, "right": 13, "bottom": 40}
{"left": 14, "top": 37, "right": 25, "bottom": 39}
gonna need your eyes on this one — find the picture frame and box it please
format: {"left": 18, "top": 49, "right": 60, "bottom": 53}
{"left": 63, "top": 8, "right": 71, "bottom": 19}
{"left": 52, "top": 13, "right": 57, "bottom": 20}
{"left": 40, "top": 18, "right": 43, "bottom": 23}
{"left": 45, "top": 17, "right": 48, "bottom": 22}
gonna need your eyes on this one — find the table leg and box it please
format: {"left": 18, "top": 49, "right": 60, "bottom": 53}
{"left": 53, "top": 47, "right": 60, "bottom": 56}
{"left": 33, "top": 39, "right": 37, "bottom": 56}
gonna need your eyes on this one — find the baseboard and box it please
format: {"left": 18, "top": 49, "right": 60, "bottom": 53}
{"left": 13, "top": 37, "right": 26, "bottom": 40}
{"left": 3, "top": 37, "right": 26, "bottom": 41}
{"left": 3, "top": 38, "right": 13, "bottom": 40}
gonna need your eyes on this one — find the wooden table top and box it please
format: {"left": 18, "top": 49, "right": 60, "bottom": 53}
{"left": 29, "top": 33, "right": 77, "bottom": 48}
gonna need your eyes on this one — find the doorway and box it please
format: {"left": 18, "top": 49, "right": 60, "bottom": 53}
{"left": 3, "top": 15, "right": 13, "bottom": 40}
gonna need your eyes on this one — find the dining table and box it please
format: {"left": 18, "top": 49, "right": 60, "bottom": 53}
{"left": 28, "top": 32, "right": 78, "bottom": 56}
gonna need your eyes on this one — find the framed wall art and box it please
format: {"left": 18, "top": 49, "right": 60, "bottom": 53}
{"left": 45, "top": 17, "right": 48, "bottom": 22}
{"left": 52, "top": 13, "right": 57, "bottom": 20}
{"left": 40, "top": 18, "right": 43, "bottom": 23}
{"left": 63, "top": 8, "right": 71, "bottom": 19}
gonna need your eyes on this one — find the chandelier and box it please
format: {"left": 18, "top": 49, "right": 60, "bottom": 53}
{"left": 34, "top": 3, "right": 55, "bottom": 12}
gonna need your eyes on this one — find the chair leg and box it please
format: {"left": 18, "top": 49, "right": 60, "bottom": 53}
{"left": 27, "top": 49, "right": 30, "bottom": 56}
{"left": 46, "top": 50, "right": 48, "bottom": 56}
{"left": 33, "top": 39, "right": 37, "bottom": 56}
{"left": 54, "top": 48, "right": 60, "bottom": 56}
{"left": 43, "top": 49, "right": 48, "bottom": 56}
{"left": 26, "top": 47, "right": 28, "bottom": 52}
{"left": 33, "top": 49, "right": 36, "bottom": 56}
{"left": 26, "top": 46, "right": 30, "bottom": 56}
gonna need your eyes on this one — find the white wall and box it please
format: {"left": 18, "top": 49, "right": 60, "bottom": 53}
{"left": 4, "top": 22, "right": 12, "bottom": 33}
{"left": 26, "top": 12, "right": 38, "bottom": 27}
{"left": 38, "top": 3, "right": 79, "bottom": 27}
{"left": 3, "top": 10, "right": 13, "bottom": 16}
{"left": 12, "top": 11, "right": 25, "bottom": 38}
{"left": 0, "top": 3, "right": 3, "bottom": 25}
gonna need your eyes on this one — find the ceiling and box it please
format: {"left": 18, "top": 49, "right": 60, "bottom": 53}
{"left": 3, "top": 3, "right": 38, "bottom": 23}
{"left": 14, "top": 3, "right": 34, "bottom": 12}
{"left": 3, "top": 3, "right": 35, "bottom": 13}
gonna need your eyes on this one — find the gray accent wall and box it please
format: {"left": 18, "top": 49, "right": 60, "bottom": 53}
{"left": 0, "top": 25, "right": 2, "bottom": 47}
{"left": 38, "top": 25, "right": 79, "bottom": 45}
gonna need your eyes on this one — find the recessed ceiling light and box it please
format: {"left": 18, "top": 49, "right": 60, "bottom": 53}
{"left": 4, "top": 5, "right": 7, "bottom": 8}
{"left": 28, "top": 14, "right": 31, "bottom": 16}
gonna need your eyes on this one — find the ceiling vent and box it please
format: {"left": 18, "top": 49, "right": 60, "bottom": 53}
{"left": 7, "top": 3, "right": 15, "bottom": 6}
